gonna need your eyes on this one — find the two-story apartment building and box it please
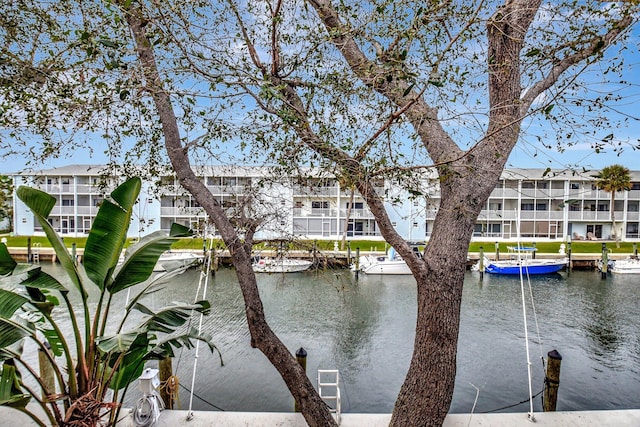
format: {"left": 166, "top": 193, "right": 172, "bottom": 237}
{"left": 10, "top": 165, "right": 640, "bottom": 241}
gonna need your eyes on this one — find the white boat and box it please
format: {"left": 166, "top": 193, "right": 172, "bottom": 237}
{"left": 353, "top": 248, "right": 416, "bottom": 275}
{"left": 252, "top": 257, "right": 313, "bottom": 273}
{"left": 155, "top": 251, "right": 205, "bottom": 272}
{"left": 610, "top": 258, "right": 640, "bottom": 274}
{"left": 481, "top": 247, "right": 568, "bottom": 275}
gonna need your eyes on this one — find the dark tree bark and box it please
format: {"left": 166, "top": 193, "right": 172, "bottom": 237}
{"left": 122, "top": 5, "right": 336, "bottom": 426}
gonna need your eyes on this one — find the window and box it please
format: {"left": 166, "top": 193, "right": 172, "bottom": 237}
{"left": 521, "top": 203, "right": 535, "bottom": 211}
{"left": 522, "top": 181, "right": 535, "bottom": 189}
{"left": 537, "top": 182, "right": 548, "bottom": 189}
{"left": 597, "top": 203, "right": 609, "bottom": 212}
{"left": 488, "top": 202, "right": 502, "bottom": 211}
{"left": 570, "top": 183, "right": 580, "bottom": 190}
{"left": 413, "top": 222, "right": 418, "bottom": 228}
{"left": 628, "top": 203, "right": 639, "bottom": 212}
{"left": 536, "top": 203, "right": 548, "bottom": 211}
{"left": 631, "top": 183, "right": 640, "bottom": 190}
{"left": 569, "top": 203, "right": 580, "bottom": 211}
{"left": 294, "top": 201, "right": 303, "bottom": 208}
{"left": 346, "top": 202, "right": 363, "bottom": 209}
{"left": 281, "top": 200, "right": 286, "bottom": 205}
{"left": 312, "top": 201, "right": 329, "bottom": 209}
{"left": 62, "top": 199, "right": 74, "bottom": 206}
{"left": 62, "top": 178, "right": 70, "bottom": 185}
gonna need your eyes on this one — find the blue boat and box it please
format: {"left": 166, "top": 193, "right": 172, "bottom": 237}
{"left": 483, "top": 247, "right": 568, "bottom": 275}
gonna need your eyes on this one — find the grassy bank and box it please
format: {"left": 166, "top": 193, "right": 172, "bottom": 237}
{"left": 2, "top": 234, "right": 637, "bottom": 254}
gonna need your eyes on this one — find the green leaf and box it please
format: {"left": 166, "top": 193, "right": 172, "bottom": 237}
{"left": 16, "top": 187, "right": 84, "bottom": 298}
{"left": 0, "top": 362, "right": 31, "bottom": 409}
{"left": 137, "top": 301, "right": 211, "bottom": 333}
{"left": 0, "top": 290, "right": 29, "bottom": 319}
{"left": 525, "top": 48, "right": 541, "bottom": 57}
{"left": 0, "top": 244, "right": 17, "bottom": 276}
{"left": 109, "top": 231, "right": 177, "bottom": 294}
{"left": 0, "top": 318, "right": 30, "bottom": 349}
{"left": 84, "top": 177, "right": 141, "bottom": 290}
{"left": 41, "top": 329, "right": 65, "bottom": 357}
{"left": 169, "top": 223, "right": 193, "bottom": 237}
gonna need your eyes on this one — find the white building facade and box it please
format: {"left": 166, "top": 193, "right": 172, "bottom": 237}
{"left": 10, "top": 165, "right": 640, "bottom": 242}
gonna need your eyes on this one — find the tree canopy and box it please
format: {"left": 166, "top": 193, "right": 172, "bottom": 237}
{"left": 1, "top": 1, "right": 638, "bottom": 426}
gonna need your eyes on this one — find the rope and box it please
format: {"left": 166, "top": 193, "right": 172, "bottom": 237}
{"left": 516, "top": 243, "right": 536, "bottom": 420}
{"left": 482, "top": 389, "right": 544, "bottom": 413}
{"left": 179, "top": 382, "right": 225, "bottom": 411}
{"left": 159, "top": 375, "right": 181, "bottom": 410}
{"left": 187, "top": 235, "right": 215, "bottom": 417}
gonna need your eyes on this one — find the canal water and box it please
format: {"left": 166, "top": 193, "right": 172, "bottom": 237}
{"left": 38, "top": 264, "right": 640, "bottom": 414}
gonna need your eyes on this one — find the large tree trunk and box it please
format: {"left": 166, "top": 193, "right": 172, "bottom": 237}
{"left": 389, "top": 162, "right": 503, "bottom": 425}
{"left": 123, "top": 6, "right": 336, "bottom": 426}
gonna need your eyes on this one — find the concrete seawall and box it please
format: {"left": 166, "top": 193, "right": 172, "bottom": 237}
{"left": 2, "top": 408, "right": 639, "bottom": 426}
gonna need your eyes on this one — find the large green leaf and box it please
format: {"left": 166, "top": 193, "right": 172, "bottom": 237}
{"left": 0, "top": 244, "right": 16, "bottom": 276}
{"left": 169, "top": 223, "right": 193, "bottom": 238}
{"left": 0, "top": 290, "right": 29, "bottom": 319}
{"left": 136, "top": 301, "right": 211, "bottom": 333}
{"left": 84, "top": 177, "right": 141, "bottom": 291}
{"left": 16, "top": 186, "right": 84, "bottom": 298}
{"left": 0, "top": 362, "right": 31, "bottom": 409}
{"left": 20, "top": 270, "right": 68, "bottom": 292}
{"left": 108, "top": 231, "right": 177, "bottom": 294}
{"left": 96, "top": 329, "right": 143, "bottom": 354}
{"left": 0, "top": 319, "right": 30, "bottom": 349}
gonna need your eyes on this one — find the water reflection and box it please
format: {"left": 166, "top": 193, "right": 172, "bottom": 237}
{"left": 33, "top": 264, "right": 640, "bottom": 414}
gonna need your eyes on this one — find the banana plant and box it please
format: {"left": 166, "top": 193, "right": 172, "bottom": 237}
{"left": 0, "top": 177, "right": 217, "bottom": 426}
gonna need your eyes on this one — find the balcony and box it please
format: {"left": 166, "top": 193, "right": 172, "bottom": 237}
{"left": 206, "top": 185, "right": 248, "bottom": 195}
{"left": 567, "top": 211, "right": 613, "bottom": 221}
{"left": 339, "top": 208, "right": 375, "bottom": 219}
{"left": 293, "top": 186, "right": 339, "bottom": 196}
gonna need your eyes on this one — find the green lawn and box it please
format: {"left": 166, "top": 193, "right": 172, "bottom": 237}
{"left": 2, "top": 234, "right": 636, "bottom": 254}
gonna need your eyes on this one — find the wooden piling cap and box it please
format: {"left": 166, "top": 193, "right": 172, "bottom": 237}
{"left": 548, "top": 349, "right": 562, "bottom": 360}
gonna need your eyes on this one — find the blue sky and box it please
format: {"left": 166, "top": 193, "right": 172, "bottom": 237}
{"left": 1, "top": 5, "right": 638, "bottom": 176}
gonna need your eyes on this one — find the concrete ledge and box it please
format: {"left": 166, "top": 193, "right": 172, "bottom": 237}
{"left": 3, "top": 408, "right": 639, "bottom": 426}
{"left": 115, "top": 409, "right": 640, "bottom": 427}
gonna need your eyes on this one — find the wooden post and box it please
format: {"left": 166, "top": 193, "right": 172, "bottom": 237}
{"left": 543, "top": 349, "right": 562, "bottom": 412}
{"left": 27, "top": 237, "right": 32, "bottom": 263}
{"left": 532, "top": 242, "right": 537, "bottom": 259}
{"left": 159, "top": 356, "right": 174, "bottom": 409}
{"left": 495, "top": 241, "right": 500, "bottom": 261}
{"left": 567, "top": 242, "right": 572, "bottom": 272}
{"left": 634, "top": 242, "right": 637, "bottom": 258}
{"left": 38, "top": 343, "right": 55, "bottom": 401}
{"left": 354, "top": 247, "right": 360, "bottom": 279}
{"left": 294, "top": 348, "right": 307, "bottom": 413}
{"left": 479, "top": 246, "right": 484, "bottom": 279}
{"left": 601, "top": 243, "right": 608, "bottom": 279}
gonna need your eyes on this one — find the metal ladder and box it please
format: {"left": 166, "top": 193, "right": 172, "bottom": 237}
{"left": 317, "top": 370, "right": 341, "bottom": 425}
{"left": 32, "top": 243, "right": 41, "bottom": 263}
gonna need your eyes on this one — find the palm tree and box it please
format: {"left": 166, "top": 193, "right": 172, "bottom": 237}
{"left": 594, "top": 165, "right": 631, "bottom": 245}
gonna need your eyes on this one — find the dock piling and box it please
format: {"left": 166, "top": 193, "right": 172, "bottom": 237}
{"left": 479, "top": 246, "right": 484, "bottom": 279}
{"left": 294, "top": 348, "right": 307, "bottom": 413}
{"left": 495, "top": 241, "right": 500, "bottom": 261}
{"left": 159, "top": 356, "right": 175, "bottom": 409}
{"left": 543, "top": 349, "right": 562, "bottom": 412}
{"left": 601, "top": 243, "right": 608, "bottom": 279}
